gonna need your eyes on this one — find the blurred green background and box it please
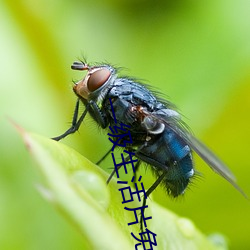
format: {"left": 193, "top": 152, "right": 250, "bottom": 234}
{"left": 1, "top": 0, "right": 250, "bottom": 249}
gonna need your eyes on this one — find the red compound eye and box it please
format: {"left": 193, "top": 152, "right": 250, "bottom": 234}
{"left": 87, "top": 68, "right": 111, "bottom": 92}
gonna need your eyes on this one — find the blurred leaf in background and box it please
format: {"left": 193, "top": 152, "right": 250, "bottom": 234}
{"left": 0, "top": 0, "right": 250, "bottom": 249}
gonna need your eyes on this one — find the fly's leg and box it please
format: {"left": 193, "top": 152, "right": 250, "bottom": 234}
{"left": 106, "top": 154, "right": 132, "bottom": 184}
{"left": 132, "top": 143, "right": 169, "bottom": 232}
{"left": 52, "top": 99, "right": 89, "bottom": 141}
{"left": 89, "top": 100, "right": 107, "bottom": 129}
{"left": 106, "top": 154, "right": 140, "bottom": 184}
{"left": 133, "top": 160, "right": 141, "bottom": 189}
{"left": 96, "top": 147, "right": 113, "bottom": 165}
{"left": 106, "top": 163, "right": 123, "bottom": 184}
{"left": 140, "top": 171, "right": 168, "bottom": 233}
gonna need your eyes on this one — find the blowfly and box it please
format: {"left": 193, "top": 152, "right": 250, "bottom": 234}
{"left": 52, "top": 60, "right": 246, "bottom": 199}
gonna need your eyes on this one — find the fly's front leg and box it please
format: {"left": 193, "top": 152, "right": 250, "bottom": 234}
{"left": 52, "top": 99, "right": 89, "bottom": 141}
{"left": 89, "top": 100, "right": 107, "bottom": 129}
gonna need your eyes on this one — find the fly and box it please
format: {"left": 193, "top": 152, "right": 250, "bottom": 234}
{"left": 52, "top": 60, "right": 246, "bottom": 199}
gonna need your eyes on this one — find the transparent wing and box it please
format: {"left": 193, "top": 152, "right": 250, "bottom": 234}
{"left": 168, "top": 121, "right": 247, "bottom": 198}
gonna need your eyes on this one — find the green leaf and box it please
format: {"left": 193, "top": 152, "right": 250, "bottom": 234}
{"left": 19, "top": 128, "right": 227, "bottom": 250}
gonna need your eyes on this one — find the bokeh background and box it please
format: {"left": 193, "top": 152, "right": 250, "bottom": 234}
{"left": 1, "top": 0, "right": 250, "bottom": 249}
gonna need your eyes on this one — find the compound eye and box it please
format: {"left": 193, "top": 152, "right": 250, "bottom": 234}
{"left": 87, "top": 68, "right": 111, "bottom": 92}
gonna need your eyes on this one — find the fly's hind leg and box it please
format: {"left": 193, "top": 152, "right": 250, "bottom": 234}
{"left": 140, "top": 171, "right": 168, "bottom": 233}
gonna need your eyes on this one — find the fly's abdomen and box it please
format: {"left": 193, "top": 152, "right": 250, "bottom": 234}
{"left": 163, "top": 129, "right": 194, "bottom": 196}
{"left": 164, "top": 153, "right": 193, "bottom": 197}
{"left": 137, "top": 128, "right": 194, "bottom": 197}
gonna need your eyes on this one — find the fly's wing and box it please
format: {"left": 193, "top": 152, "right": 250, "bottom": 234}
{"left": 151, "top": 110, "right": 247, "bottom": 198}
{"left": 172, "top": 123, "right": 247, "bottom": 198}
{"left": 182, "top": 131, "right": 247, "bottom": 196}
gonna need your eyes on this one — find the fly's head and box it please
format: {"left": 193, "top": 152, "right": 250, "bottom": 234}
{"left": 72, "top": 61, "right": 116, "bottom": 101}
